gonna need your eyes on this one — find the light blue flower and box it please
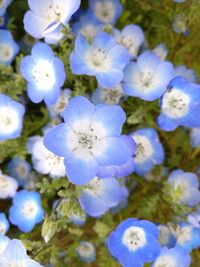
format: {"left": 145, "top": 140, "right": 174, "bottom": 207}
{"left": 0, "top": 170, "right": 18, "bottom": 199}
{"left": 130, "top": 128, "right": 165, "bottom": 176}
{"left": 168, "top": 169, "right": 200, "bottom": 207}
{"left": 68, "top": 212, "right": 87, "bottom": 226}
{"left": 70, "top": 32, "right": 130, "bottom": 88}
{"left": 0, "top": 239, "right": 43, "bottom": 266}
{"left": 175, "top": 65, "right": 197, "bottom": 82}
{"left": 0, "top": 94, "right": 25, "bottom": 141}
{"left": 190, "top": 128, "right": 200, "bottom": 148}
{"left": 0, "top": 213, "right": 9, "bottom": 235}
{"left": 0, "top": 0, "right": 12, "bottom": 16}
{"left": 0, "top": 234, "right": 10, "bottom": 254}
{"left": 158, "top": 224, "right": 177, "bottom": 248}
{"left": 107, "top": 218, "right": 161, "bottom": 267}
{"left": 0, "top": 29, "right": 19, "bottom": 65}
{"left": 76, "top": 241, "right": 96, "bottom": 263}
{"left": 157, "top": 77, "right": 200, "bottom": 131}
{"left": 23, "top": 0, "right": 80, "bottom": 43}
{"left": 173, "top": 14, "right": 189, "bottom": 36}
{"left": 111, "top": 182, "right": 129, "bottom": 214}
{"left": 114, "top": 24, "right": 145, "bottom": 58}
{"left": 122, "top": 51, "right": 174, "bottom": 101}
{"left": 152, "top": 247, "right": 191, "bottom": 267}
{"left": 89, "top": 0, "right": 122, "bottom": 25}
{"left": 79, "top": 177, "right": 123, "bottom": 217}
{"left": 7, "top": 158, "right": 31, "bottom": 187}
{"left": 9, "top": 190, "right": 44, "bottom": 233}
{"left": 44, "top": 96, "right": 133, "bottom": 185}
{"left": 0, "top": 14, "right": 8, "bottom": 29}
{"left": 20, "top": 42, "right": 66, "bottom": 105}
{"left": 153, "top": 43, "right": 168, "bottom": 61}
{"left": 187, "top": 208, "right": 200, "bottom": 228}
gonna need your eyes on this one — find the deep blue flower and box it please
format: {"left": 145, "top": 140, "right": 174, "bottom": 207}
{"left": 0, "top": 213, "right": 9, "bottom": 235}
{"left": 0, "top": 14, "right": 8, "bottom": 29}
{"left": 107, "top": 218, "right": 161, "bottom": 267}
{"left": 157, "top": 77, "right": 200, "bottom": 131}
{"left": 20, "top": 42, "right": 66, "bottom": 105}
{"left": 44, "top": 96, "right": 133, "bottom": 185}
{"left": 9, "top": 190, "right": 44, "bottom": 233}
{"left": 70, "top": 32, "right": 130, "bottom": 88}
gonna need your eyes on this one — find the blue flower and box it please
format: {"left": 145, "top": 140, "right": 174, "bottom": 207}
{"left": 114, "top": 24, "right": 145, "bottom": 58}
{"left": 44, "top": 96, "right": 132, "bottom": 185}
{"left": 0, "top": 14, "right": 8, "bottom": 29}
{"left": 0, "top": 234, "right": 10, "bottom": 254}
{"left": 157, "top": 77, "right": 200, "bottom": 131}
{"left": 190, "top": 128, "right": 200, "bottom": 148}
{"left": 68, "top": 212, "right": 87, "bottom": 226}
{"left": 70, "top": 32, "right": 130, "bottom": 88}
{"left": 173, "top": 14, "right": 189, "bottom": 36}
{"left": 23, "top": 0, "right": 80, "bottom": 43}
{"left": 7, "top": 158, "right": 31, "bottom": 187}
{"left": 175, "top": 65, "right": 197, "bottom": 82}
{"left": 20, "top": 42, "right": 66, "bottom": 105}
{"left": 168, "top": 169, "right": 200, "bottom": 207}
{"left": 0, "top": 94, "right": 25, "bottom": 141}
{"left": 107, "top": 218, "right": 161, "bottom": 267}
{"left": 0, "top": 170, "right": 18, "bottom": 199}
{"left": 130, "top": 128, "right": 165, "bottom": 176}
{"left": 76, "top": 241, "right": 96, "bottom": 263}
{"left": 0, "top": 0, "right": 12, "bottom": 16}
{"left": 158, "top": 224, "right": 177, "bottom": 248}
{"left": 187, "top": 209, "right": 200, "bottom": 228}
{"left": 153, "top": 43, "right": 168, "bottom": 61}
{"left": 0, "top": 30, "right": 19, "bottom": 65}
{"left": 0, "top": 213, "right": 9, "bottom": 235}
{"left": 122, "top": 51, "right": 174, "bottom": 101}
{"left": 79, "top": 177, "right": 123, "bottom": 217}
{"left": 9, "top": 190, "right": 44, "bottom": 233}
{"left": 152, "top": 247, "right": 191, "bottom": 267}
{"left": 89, "top": 0, "right": 122, "bottom": 25}
{"left": 0, "top": 239, "right": 44, "bottom": 266}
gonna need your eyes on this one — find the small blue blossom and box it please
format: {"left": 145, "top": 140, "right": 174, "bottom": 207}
{"left": 168, "top": 169, "right": 200, "bottom": 207}
{"left": 0, "top": 239, "right": 44, "bottom": 266}
{"left": 20, "top": 42, "right": 66, "bottom": 105}
{"left": 152, "top": 247, "right": 191, "bottom": 267}
{"left": 24, "top": 0, "right": 80, "bottom": 43}
{"left": 158, "top": 224, "right": 177, "bottom": 248}
{"left": 107, "top": 218, "right": 161, "bottom": 267}
{"left": 157, "top": 77, "right": 200, "bottom": 131}
{"left": 8, "top": 158, "right": 31, "bottom": 187}
{"left": 0, "top": 14, "right": 8, "bottom": 29}
{"left": 89, "top": 0, "right": 122, "bottom": 25}
{"left": 68, "top": 212, "right": 87, "bottom": 226}
{"left": 190, "top": 128, "right": 200, "bottom": 148}
{"left": 76, "top": 241, "right": 96, "bottom": 263}
{"left": 122, "top": 51, "right": 174, "bottom": 101}
{"left": 0, "top": 94, "right": 25, "bottom": 141}
{"left": 44, "top": 96, "right": 133, "bottom": 185}
{"left": 0, "top": 213, "right": 9, "bottom": 235}
{"left": 70, "top": 32, "right": 130, "bottom": 88}
{"left": 0, "top": 170, "right": 18, "bottom": 199}
{"left": 153, "top": 43, "right": 168, "bottom": 61}
{"left": 187, "top": 209, "right": 200, "bottom": 228}
{"left": 130, "top": 128, "right": 165, "bottom": 176}
{"left": 173, "top": 14, "right": 189, "bottom": 36}
{"left": 79, "top": 177, "right": 123, "bottom": 217}
{"left": 0, "top": 234, "right": 10, "bottom": 254}
{"left": 0, "top": 0, "right": 12, "bottom": 16}
{"left": 0, "top": 29, "right": 19, "bottom": 65}
{"left": 114, "top": 24, "right": 145, "bottom": 58}
{"left": 174, "top": 65, "right": 197, "bottom": 82}
{"left": 9, "top": 190, "right": 44, "bottom": 233}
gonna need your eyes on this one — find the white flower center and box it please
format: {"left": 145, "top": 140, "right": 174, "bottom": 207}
{"left": 133, "top": 135, "right": 153, "bottom": 163}
{"left": 154, "top": 255, "right": 176, "bottom": 267}
{"left": 15, "top": 164, "right": 27, "bottom": 177}
{"left": 162, "top": 88, "right": 190, "bottom": 118}
{"left": 0, "top": 222, "right": 6, "bottom": 235}
{"left": 177, "top": 226, "right": 192, "bottom": 245}
{"left": 85, "top": 48, "right": 110, "bottom": 72}
{"left": 32, "top": 60, "right": 55, "bottom": 90}
{"left": 0, "top": 43, "right": 13, "bottom": 62}
{"left": 0, "top": 107, "right": 20, "bottom": 135}
{"left": 77, "top": 243, "right": 95, "bottom": 258}
{"left": 101, "top": 85, "right": 124, "bottom": 104}
{"left": 46, "top": 152, "right": 64, "bottom": 168}
{"left": 84, "top": 177, "right": 104, "bottom": 197}
{"left": 122, "top": 226, "right": 146, "bottom": 251}
{"left": 80, "top": 25, "right": 99, "bottom": 40}
{"left": 118, "top": 35, "right": 138, "bottom": 56}
{"left": 21, "top": 201, "right": 38, "bottom": 219}
{"left": 94, "top": 2, "right": 115, "bottom": 23}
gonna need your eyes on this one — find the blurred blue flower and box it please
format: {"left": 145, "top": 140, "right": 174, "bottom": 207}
{"left": 9, "top": 190, "right": 44, "bottom": 233}
{"left": 0, "top": 0, "right": 12, "bottom": 16}
{"left": 0, "top": 234, "right": 10, "bottom": 254}
{"left": 153, "top": 43, "right": 168, "bottom": 61}
{"left": 174, "top": 65, "right": 197, "bottom": 82}
{"left": 70, "top": 32, "right": 130, "bottom": 88}
{"left": 76, "top": 241, "right": 96, "bottom": 263}
{"left": 0, "top": 213, "right": 9, "bottom": 235}
{"left": 0, "top": 170, "right": 18, "bottom": 199}
{"left": 187, "top": 209, "right": 200, "bottom": 228}
{"left": 107, "top": 218, "right": 161, "bottom": 267}
{"left": 158, "top": 224, "right": 177, "bottom": 248}
{"left": 20, "top": 42, "right": 66, "bottom": 105}
{"left": 190, "top": 128, "right": 200, "bottom": 148}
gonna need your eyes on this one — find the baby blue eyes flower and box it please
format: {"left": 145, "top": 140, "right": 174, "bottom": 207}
{"left": 174, "top": 65, "right": 197, "bottom": 82}
{"left": 0, "top": 234, "right": 10, "bottom": 254}
{"left": 20, "top": 42, "right": 66, "bottom": 105}
{"left": 0, "top": 170, "right": 18, "bottom": 199}
{"left": 152, "top": 247, "right": 191, "bottom": 267}
{"left": 9, "top": 190, "right": 44, "bottom": 233}
{"left": 0, "top": 0, "right": 12, "bottom": 16}
{"left": 89, "top": 0, "right": 123, "bottom": 25}
{"left": 190, "top": 128, "right": 200, "bottom": 148}
{"left": 0, "top": 94, "right": 25, "bottom": 141}
{"left": 153, "top": 43, "right": 168, "bottom": 61}
{"left": 122, "top": 51, "right": 174, "bottom": 101}
{"left": 168, "top": 169, "right": 200, "bottom": 207}
{"left": 187, "top": 209, "right": 200, "bottom": 228}
{"left": 24, "top": 0, "right": 81, "bottom": 43}
{"left": 157, "top": 77, "right": 200, "bottom": 131}
{"left": 107, "top": 218, "right": 161, "bottom": 267}
{"left": 0, "top": 239, "right": 44, "bottom": 266}
{"left": 79, "top": 177, "right": 123, "bottom": 217}
{"left": 130, "top": 128, "right": 165, "bottom": 176}
{"left": 44, "top": 96, "right": 133, "bottom": 185}
{"left": 114, "top": 24, "right": 145, "bottom": 58}
{"left": 0, "top": 213, "right": 9, "bottom": 235}
{"left": 70, "top": 32, "right": 130, "bottom": 88}
{"left": 76, "top": 241, "right": 96, "bottom": 263}
{"left": 0, "top": 29, "right": 19, "bottom": 65}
